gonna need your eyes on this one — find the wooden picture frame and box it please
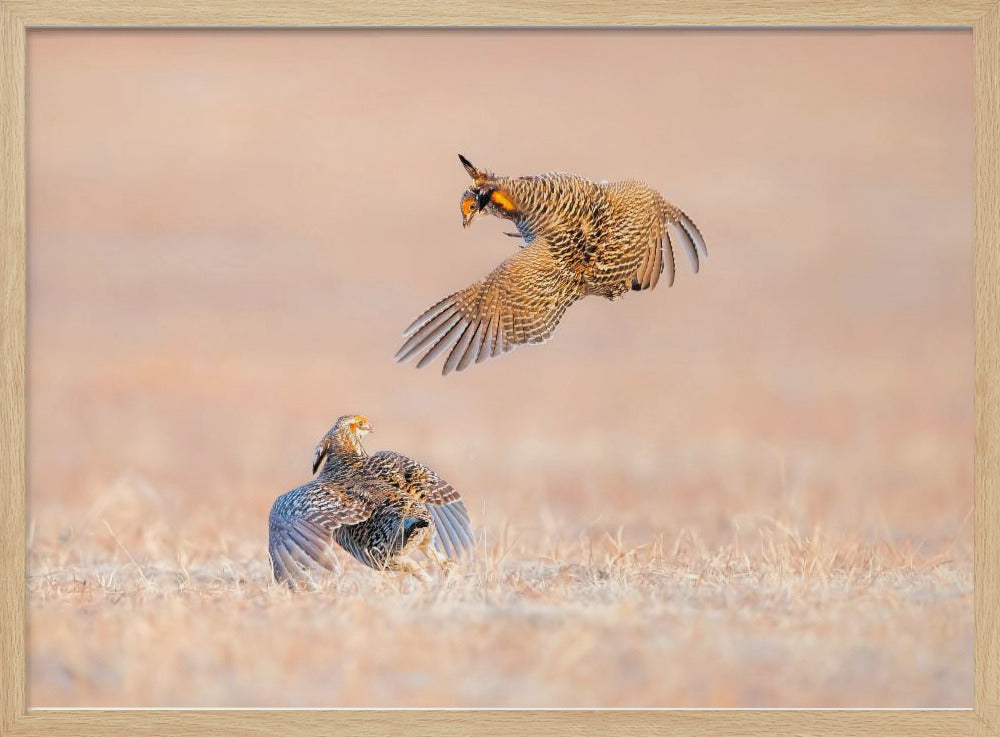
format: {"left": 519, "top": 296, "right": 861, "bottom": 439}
{"left": 1, "top": 1, "right": 997, "bottom": 734}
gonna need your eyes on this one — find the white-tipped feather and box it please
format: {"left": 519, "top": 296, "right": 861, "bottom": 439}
{"left": 649, "top": 230, "right": 663, "bottom": 289}
{"left": 443, "top": 320, "right": 478, "bottom": 375}
{"left": 404, "top": 294, "right": 454, "bottom": 336}
{"left": 456, "top": 320, "right": 486, "bottom": 372}
{"left": 662, "top": 228, "right": 676, "bottom": 287}
{"left": 396, "top": 305, "right": 459, "bottom": 361}
{"left": 680, "top": 213, "right": 708, "bottom": 259}
{"left": 669, "top": 220, "right": 699, "bottom": 273}
{"left": 416, "top": 316, "right": 467, "bottom": 368}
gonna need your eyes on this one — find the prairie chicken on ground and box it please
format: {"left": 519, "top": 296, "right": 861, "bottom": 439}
{"left": 396, "top": 155, "right": 708, "bottom": 374}
{"left": 268, "top": 414, "right": 473, "bottom": 587}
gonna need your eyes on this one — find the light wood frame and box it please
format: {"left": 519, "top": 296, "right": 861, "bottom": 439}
{"left": 1, "top": 2, "right": 997, "bottom": 735}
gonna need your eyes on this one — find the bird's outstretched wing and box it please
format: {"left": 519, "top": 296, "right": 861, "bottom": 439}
{"left": 268, "top": 479, "right": 375, "bottom": 586}
{"left": 396, "top": 239, "right": 580, "bottom": 374}
{"left": 635, "top": 199, "right": 708, "bottom": 291}
{"left": 366, "top": 450, "right": 474, "bottom": 558}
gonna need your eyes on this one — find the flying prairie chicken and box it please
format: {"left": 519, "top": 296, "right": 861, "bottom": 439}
{"left": 268, "top": 414, "right": 473, "bottom": 587}
{"left": 396, "top": 155, "right": 708, "bottom": 375}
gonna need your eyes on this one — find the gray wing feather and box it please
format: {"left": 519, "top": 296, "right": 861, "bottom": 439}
{"left": 269, "top": 516, "right": 334, "bottom": 586}
{"left": 429, "top": 500, "right": 474, "bottom": 557}
{"left": 429, "top": 504, "right": 459, "bottom": 557}
{"left": 668, "top": 220, "right": 700, "bottom": 273}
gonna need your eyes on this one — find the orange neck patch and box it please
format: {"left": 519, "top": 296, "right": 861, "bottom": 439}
{"left": 490, "top": 190, "right": 516, "bottom": 212}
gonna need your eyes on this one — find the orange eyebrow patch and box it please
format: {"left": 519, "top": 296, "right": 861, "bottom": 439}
{"left": 461, "top": 195, "right": 476, "bottom": 217}
{"left": 491, "top": 190, "right": 516, "bottom": 212}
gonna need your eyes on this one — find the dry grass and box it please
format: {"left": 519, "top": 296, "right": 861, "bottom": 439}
{"left": 27, "top": 478, "right": 972, "bottom": 707}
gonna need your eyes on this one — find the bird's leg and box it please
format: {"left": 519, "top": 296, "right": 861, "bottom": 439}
{"left": 387, "top": 556, "right": 430, "bottom": 583}
{"left": 420, "top": 537, "right": 455, "bottom": 574}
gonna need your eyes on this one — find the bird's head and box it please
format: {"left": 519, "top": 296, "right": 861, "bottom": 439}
{"left": 343, "top": 414, "right": 374, "bottom": 437}
{"left": 458, "top": 154, "right": 517, "bottom": 228}
{"left": 313, "top": 414, "right": 374, "bottom": 473}
{"left": 460, "top": 187, "right": 490, "bottom": 228}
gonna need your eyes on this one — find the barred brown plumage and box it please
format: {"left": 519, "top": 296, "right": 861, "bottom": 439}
{"left": 396, "top": 155, "right": 708, "bottom": 375}
{"left": 268, "top": 415, "right": 474, "bottom": 588}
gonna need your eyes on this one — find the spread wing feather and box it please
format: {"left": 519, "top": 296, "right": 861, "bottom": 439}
{"left": 268, "top": 480, "right": 376, "bottom": 586}
{"left": 635, "top": 200, "right": 706, "bottom": 291}
{"left": 663, "top": 201, "right": 708, "bottom": 275}
{"left": 429, "top": 500, "right": 474, "bottom": 557}
{"left": 396, "top": 239, "right": 580, "bottom": 374}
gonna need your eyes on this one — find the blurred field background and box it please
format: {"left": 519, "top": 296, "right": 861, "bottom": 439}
{"left": 25, "top": 30, "right": 972, "bottom": 707}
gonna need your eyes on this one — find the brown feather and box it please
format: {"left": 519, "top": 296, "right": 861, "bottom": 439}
{"left": 399, "top": 168, "right": 707, "bottom": 373}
